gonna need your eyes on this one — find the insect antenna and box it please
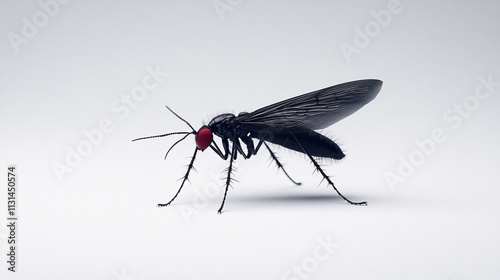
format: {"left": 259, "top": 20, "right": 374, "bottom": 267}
{"left": 164, "top": 132, "right": 193, "bottom": 159}
{"left": 132, "top": 131, "right": 192, "bottom": 142}
{"left": 165, "top": 105, "right": 196, "bottom": 132}
{"left": 132, "top": 105, "right": 197, "bottom": 142}
{"left": 133, "top": 106, "right": 199, "bottom": 159}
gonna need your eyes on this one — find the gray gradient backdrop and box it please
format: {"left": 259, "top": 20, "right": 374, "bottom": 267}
{"left": 1, "top": 1, "right": 500, "bottom": 279}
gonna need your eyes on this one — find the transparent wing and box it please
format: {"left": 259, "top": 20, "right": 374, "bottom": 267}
{"left": 236, "top": 79, "right": 383, "bottom": 130}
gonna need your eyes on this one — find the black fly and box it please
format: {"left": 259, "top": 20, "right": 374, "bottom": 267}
{"left": 133, "top": 79, "right": 383, "bottom": 213}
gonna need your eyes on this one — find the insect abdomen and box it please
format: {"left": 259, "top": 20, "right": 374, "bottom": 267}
{"left": 251, "top": 129, "right": 345, "bottom": 160}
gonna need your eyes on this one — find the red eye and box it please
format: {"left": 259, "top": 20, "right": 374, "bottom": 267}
{"left": 195, "top": 127, "right": 213, "bottom": 151}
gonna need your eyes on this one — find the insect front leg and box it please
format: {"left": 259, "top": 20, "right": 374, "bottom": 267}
{"left": 158, "top": 148, "right": 198, "bottom": 207}
{"left": 218, "top": 139, "right": 238, "bottom": 214}
{"left": 209, "top": 137, "right": 230, "bottom": 160}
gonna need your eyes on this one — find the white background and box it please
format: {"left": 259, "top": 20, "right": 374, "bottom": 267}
{"left": 1, "top": 1, "right": 500, "bottom": 279}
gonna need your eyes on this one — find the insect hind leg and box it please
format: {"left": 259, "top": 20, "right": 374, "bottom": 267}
{"left": 308, "top": 155, "right": 366, "bottom": 205}
{"left": 290, "top": 133, "right": 367, "bottom": 205}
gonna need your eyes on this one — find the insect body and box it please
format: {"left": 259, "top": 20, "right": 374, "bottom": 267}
{"left": 133, "top": 79, "right": 383, "bottom": 213}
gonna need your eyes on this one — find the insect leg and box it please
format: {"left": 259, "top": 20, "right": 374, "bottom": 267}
{"left": 158, "top": 147, "right": 198, "bottom": 207}
{"left": 222, "top": 138, "right": 231, "bottom": 159}
{"left": 253, "top": 138, "right": 265, "bottom": 154}
{"left": 290, "top": 133, "right": 367, "bottom": 206}
{"left": 239, "top": 135, "right": 254, "bottom": 158}
{"left": 218, "top": 140, "right": 238, "bottom": 214}
{"left": 233, "top": 137, "right": 250, "bottom": 159}
{"left": 209, "top": 138, "right": 229, "bottom": 160}
{"left": 264, "top": 142, "right": 301, "bottom": 186}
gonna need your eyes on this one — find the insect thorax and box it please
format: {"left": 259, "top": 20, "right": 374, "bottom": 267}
{"left": 208, "top": 113, "right": 236, "bottom": 138}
